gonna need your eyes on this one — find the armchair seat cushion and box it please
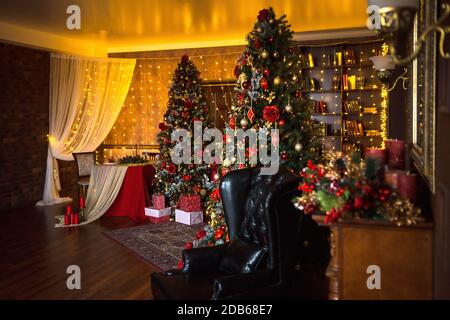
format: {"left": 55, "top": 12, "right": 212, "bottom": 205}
{"left": 218, "top": 236, "right": 266, "bottom": 274}
{"left": 151, "top": 271, "right": 227, "bottom": 300}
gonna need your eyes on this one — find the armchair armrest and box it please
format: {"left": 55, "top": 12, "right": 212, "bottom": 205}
{"left": 180, "top": 243, "right": 228, "bottom": 274}
{"left": 212, "top": 269, "right": 275, "bottom": 299}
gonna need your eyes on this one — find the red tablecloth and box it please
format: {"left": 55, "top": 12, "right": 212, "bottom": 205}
{"left": 103, "top": 164, "right": 155, "bottom": 222}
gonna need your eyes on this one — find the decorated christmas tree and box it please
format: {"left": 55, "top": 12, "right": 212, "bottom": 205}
{"left": 154, "top": 55, "right": 211, "bottom": 206}
{"left": 193, "top": 7, "right": 319, "bottom": 247}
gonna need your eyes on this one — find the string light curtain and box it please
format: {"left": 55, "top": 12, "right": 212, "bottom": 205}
{"left": 37, "top": 54, "right": 136, "bottom": 206}
{"left": 104, "top": 51, "right": 241, "bottom": 147}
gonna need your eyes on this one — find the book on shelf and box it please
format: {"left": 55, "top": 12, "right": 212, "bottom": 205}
{"left": 343, "top": 143, "right": 360, "bottom": 154}
{"left": 334, "top": 51, "right": 343, "bottom": 66}
{"left": 343, "top": 120, "right": 364, "bottom": 136}
{"left": 308, "top": 53, "right": 315, "bottom": 67}
{"left": 344, "top": 49, "right": 356, "bottom": 65}
{"left": 365, "top": 130, "right": 381, "bottom": 136}
{"left": 348, "top": 75, "right": 356, "bottom": 90}
{"left": 355, "top": 76, "right": 365, "bottom": 89}
{"left": 343, "top": 100, "right": 361, "bottom": 114}
{"left": 314, "top": 100, "right": 328, "bottom": 113}
{"left": 363, "top": 107, "right": 378, "bottom": 114}
{"left": 331, "top": 72, "right": 341, "bottom": 90}
{"left": 343, "top": 74, "right": 349, "bottom": 90}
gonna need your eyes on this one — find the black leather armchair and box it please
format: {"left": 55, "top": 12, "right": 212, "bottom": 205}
{"left": 151, "top": 165, "right": 312, "bottom": 300}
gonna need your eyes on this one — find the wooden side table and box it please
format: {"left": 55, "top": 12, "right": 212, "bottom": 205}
{"left": 312, "top": 215, "right": 434, "bottom": 300}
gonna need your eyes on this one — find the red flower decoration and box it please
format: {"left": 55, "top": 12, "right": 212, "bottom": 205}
{"left": 257, "top": 8, "right": 269, "bottom": 21}
{"left": 354, "top": 197, "right": 364, "bottom": 209}
{"left": 229, "top": 116, "right": 236, "bottom": 129}
{"left": 211, "top": 188, "right": 221, "bottom": 202}
{"left": 166, "top": 164, "right": 177, "bottom": 175}
{"left": 159, "top": 122, "right": 168, "bottom": 131}
{"left": 262, "top": 105, "right": 280, "bottom": 123}
{"left": 195, "top": 229, "right": 206, "bottom": 240}
{"left": 307, "top": 160, "right": 317, "bottom": 171}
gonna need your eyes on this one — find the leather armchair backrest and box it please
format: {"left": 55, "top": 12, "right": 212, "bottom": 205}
{"left": 220, "top": 166, "right": 301, "bottom": 273}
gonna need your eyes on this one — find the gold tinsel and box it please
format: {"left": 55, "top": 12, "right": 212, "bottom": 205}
{"left": 383, "top": 197, "right": 424, "bottom": 227}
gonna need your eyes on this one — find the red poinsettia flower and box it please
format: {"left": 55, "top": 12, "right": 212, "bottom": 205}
{"left": 166, "top": 164, "right": 177, "bottom": 174}
{"left": 257, "top": 8, "right": 269, "bottom": 21}
{"left": 307, "top": 160, "right": 317, "bottom": 171}
{"left": 211, "top": 188, "right": 221, "bottom": 202}
{"left": 195, "top": 229, "right": 206, "bottom": 240}
{"left": 262, "top": 105, "right": 280, "bottom": 123}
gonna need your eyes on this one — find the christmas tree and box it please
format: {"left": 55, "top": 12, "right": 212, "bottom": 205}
{"left": 154, "top": 55, "right": 211, "bottom": 206}
{"left": 230, "top": 7, "right": 319, "bottom": 172}
{"left": 192, "top": 7, "right": 319, "bottom": 247}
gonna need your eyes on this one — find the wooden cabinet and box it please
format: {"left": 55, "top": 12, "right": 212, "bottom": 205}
{"left": 313, "top": 215, "right": 433, "bottom": 299}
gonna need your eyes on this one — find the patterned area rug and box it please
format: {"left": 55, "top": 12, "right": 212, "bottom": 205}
{"left": 104, "top": 222, "right": 205, "bottom": 271}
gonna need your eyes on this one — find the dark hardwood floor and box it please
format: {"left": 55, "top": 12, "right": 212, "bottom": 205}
{"left": 0, "top": 204, "right": 158, "bottom": 299}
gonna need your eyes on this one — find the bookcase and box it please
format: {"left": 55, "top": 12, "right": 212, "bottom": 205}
{"left": 297, "top": 38, "right": 388, "bottom": 155}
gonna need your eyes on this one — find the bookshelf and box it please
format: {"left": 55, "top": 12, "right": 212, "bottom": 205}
{"left": 297, "top": 38, "right": 388, "bottom": 155}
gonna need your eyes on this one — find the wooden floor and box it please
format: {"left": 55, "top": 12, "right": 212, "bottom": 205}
{"left": 0, "top": 204, "right": 158, "bottom": 299}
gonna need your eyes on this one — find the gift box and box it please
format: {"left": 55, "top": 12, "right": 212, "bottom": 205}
{"left": 145, "top": 207, "right": 172, "bottom": 218}
{"left": 179, "top": 194, "right": 202, "bottom": 212}
{"left": 175, "top": 209, "right": 203, "bottom": 225}
{"left": 148, "top": 215, "right": 171, "bottom": 224}
{"left": 152, "top": 194, "right": 166, "bottom": 210}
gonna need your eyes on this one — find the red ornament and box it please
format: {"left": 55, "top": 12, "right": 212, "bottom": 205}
{"left": 184, "top": 99, "right": 193, "bottom": 108}
{"left": 254, "top": 38, "right": 262, "bottom": 49}
{"left": 354, "top": 197, "right": 364, "bottom": 209}
{"left": 278, "top": 119, "right": 285, "bottom": 126}
{"left": 166, "top": 164, "right": 177, "bottom": 175}
{"left": 211, "top": 188, "right": 221, "bottom": 202}
{"left": 158, "top": 122, "right": 168, "bottom": 131}
{"left": 195, "top": 229, "right": 206, "bottom": 240}
{"left": 229, "top": 116, "right": 236, "bottom": 129}
{"left": 247, "top": 107, "right": 255, "bottom": 123}
{"left": 185, "top": 242, "right": 193, "bottom": 250}
{"left": 281, "top": 151, "right": 288, "bottom": 160}
{"left": 295, "top": 90, "right": 301, "bottom": 98}
{"left": 260, "top": 78, "right": 268, "bottom": 90}
{"left": 214, "top": 228, "right": 224, "bottom": 240}
{"left": 262, "top": 105, "right": 280, "bottom": 123}
{"left": 263, "top": 69, "right": 270, "bottom": 77}
{"left": 268, "top": 36, "right": 274, "bottom": 44}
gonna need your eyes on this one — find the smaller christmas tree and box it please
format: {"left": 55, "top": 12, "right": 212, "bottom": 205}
{"left": 154, "top": 55, "right": 211, "bottom": 206}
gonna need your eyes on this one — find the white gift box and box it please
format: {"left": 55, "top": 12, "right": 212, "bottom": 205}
{"left": 175, "top": 209, "right": 203, "bottom": 225}
{"left": 145, "top": 207, "right": 172, "bottom": 218}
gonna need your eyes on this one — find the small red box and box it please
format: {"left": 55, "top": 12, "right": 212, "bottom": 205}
{"left": 152, "top": 194, "right": 166, "bottom": 210}
{"left": 179, "top": 194, "right": 202, "bottom": 212}
{"left": 149, "top": 215, "right": 171, "bottom": 224}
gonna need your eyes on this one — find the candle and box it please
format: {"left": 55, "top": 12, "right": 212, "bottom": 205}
{"left": 65, "top": 205, "right": 73, "bottom": 216}
{"left": 79, "top": 197, "right": 85, "bottom": 209}
{"left": 72, "top": 214, "right": 80, "bottom": 225}
{"left": 398, "top": 172, "right": 418, "bottom": 204}
{"left": 64, "top": 215, "right": 71, "bottom": 225}
{"left": 364, "top": 148, "right": 388, "bottom": 167}
{"left": 386, "top": 139, "right": 405, "bottom": 170}
{"left": 385, "top": 170, "right": 401, "bottom": 190}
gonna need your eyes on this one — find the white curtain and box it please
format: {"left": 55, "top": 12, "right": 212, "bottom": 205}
{"left": 37, "top": 54, "right": 136, "bottom": 206}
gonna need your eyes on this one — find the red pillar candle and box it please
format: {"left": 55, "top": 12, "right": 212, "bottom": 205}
{"left": 385, "top": 170, "right": 401, "bottom": 190}
{"left": 72, "top": 214, "right": 80, "bottom": 225}
{"left": 65, "top": 205, "right": 73, "bottom": 215}
{"left": 398, "top": 172, "right": 418, "bottom": 204}
{"left": 64, "top": 215, "right": 71, "bottom": 225}
{"left": 386, "top": 139, "right": 406, "bottom": 170}
{"left": 364, "top": 148, "right": 388, "bottom": 167}
{"left": 79, "top": 197, "right": 85, "bottom": 209}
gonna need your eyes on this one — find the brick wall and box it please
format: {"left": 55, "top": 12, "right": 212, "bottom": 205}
{"left": 0, "top": 42, "right": 77, "bottom": 212}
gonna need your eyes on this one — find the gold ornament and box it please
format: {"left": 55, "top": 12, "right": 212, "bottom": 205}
{"left": 260, "top": 50, "right": 269, "bottom": 59}
{"left": 295, "top": 143, "right": 303, "bottom": 152}
{"left": 240, "top": 118, "right": 248, "bottom": 127}
{"left": 273, "top": 51, "right": 279, "bottom": 58}
{"left": 273, "top": 76, "right": 281, "bottom": 85}
{"left": 292, "top": 75, "right": 298, "bottom": 82}
{"left": 285, "top": 104, "right": 293, "bottom": 112}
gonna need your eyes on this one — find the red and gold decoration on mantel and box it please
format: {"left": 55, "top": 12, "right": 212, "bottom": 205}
{"left": 293, "top": 152, "right": 423, "bottom": 226}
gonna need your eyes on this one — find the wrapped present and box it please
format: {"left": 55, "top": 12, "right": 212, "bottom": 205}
{"left": 179, "top": 194, "right": 202, "bottom": 212}
{"left": 152, "top": 194, "right": 166, "bottom": 210}
{"left": 145, "top": 207, "right": 172, "bottom": 218}
{"left": 175, "top": 209, "right": 203, "bottom": 225}
{"left": 149, "top": 215, "right": 171, "bottom": 224}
